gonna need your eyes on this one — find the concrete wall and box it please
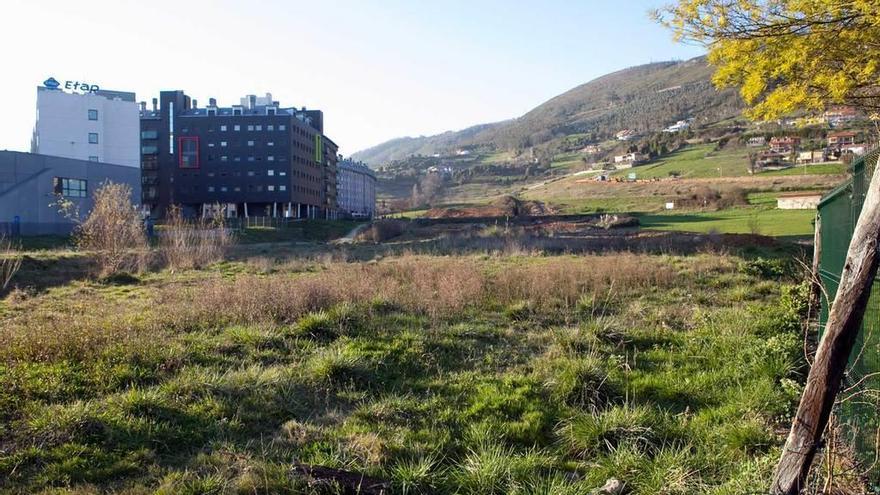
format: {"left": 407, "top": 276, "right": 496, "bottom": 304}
{"left": 777, "top": 195, "right": 822, "bottom": 210}
{"left": 0, "top": 151, "right": 141, "bottom": 235}
{"left": 33, "top": 87, "right": 139, "bottom": 167}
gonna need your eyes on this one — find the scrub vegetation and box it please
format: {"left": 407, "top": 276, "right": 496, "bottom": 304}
{"left": 0, "top": 241, "right": 809, "bottom": 493}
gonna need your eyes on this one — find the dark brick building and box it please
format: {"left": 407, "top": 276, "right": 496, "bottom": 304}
{"left": 140, "top": 91, "right": 338, "bottom": 219}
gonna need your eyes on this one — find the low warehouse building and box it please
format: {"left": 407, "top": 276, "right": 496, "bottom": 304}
{"left": 0, "top": 151, "right": 141, "bottom": 235}
{"left": 777, "top": 192, "right": 822, "bottom": 210}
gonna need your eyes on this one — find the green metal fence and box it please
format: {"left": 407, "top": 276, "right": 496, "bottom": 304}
{"left": 817, "top": 148, "right": 880, "bottom": 480}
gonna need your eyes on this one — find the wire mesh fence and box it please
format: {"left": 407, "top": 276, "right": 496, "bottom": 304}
{"left": 817, "top": 148, "right": 880, "bottom": 481}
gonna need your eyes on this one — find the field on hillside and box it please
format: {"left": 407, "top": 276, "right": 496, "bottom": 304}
{"left": 612, "top": 145, "right": 750, "bottom": 180}
{"left": 0, "top": 229, "right": 814, "bottom": 494}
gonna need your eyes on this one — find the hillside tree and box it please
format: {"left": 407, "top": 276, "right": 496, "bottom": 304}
{"left": 654, "top": 1, "right": 880, "bottom": 119}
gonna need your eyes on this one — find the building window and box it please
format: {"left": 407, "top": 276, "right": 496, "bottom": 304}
{"left": 247, "top": 140, "right": 254, "bottom": 147}
{"left": 267, "top": 185, "right": 275, "bottom": 191}
{"left": 279, "top": 185, "right": 287, "bottom": 191}
{"left": 247, "top": 125, "right": 254, "bottom": 131}
{"left": 141, "top": 130, "right": 158, "bottom": 139}
{"left": 247, "top": 171, "right": 255, "bottom": 177}
{"left": 267, "top": 108, "right": 276, "bottom": 116}
{"left": 142, "top": 145, "right": 158, "bottom": 154}
{"left": 267, "top": 170, "right": 274, "bottom": 176}
{"left": 220, "top": 186, "right": 228, "bottom": 192}
{"left": 88, "top": 132, "right": 99, "bottom": 144}
{"left": 255, "top": 125, "right": 262, "bottom": 131}
{"left": 208, "top": 142, "right": 215, "bottom": 148}
{"left": 221, "top": 155, "right": 228, "bottom": 162}
{"left": 279, "top": 125, "right": 286, "bottom": 131}
{"left": 208, "top": 186, "right": 215, "bottom": 192}
{"left": 267, "top": 125, "right": 274, "bottom": 131}
{"left": 279, "top": 171, "right": 286, "bottom": 176}
{"left": 220, "top": 141, "right": 227, "bottom": 147}
{"left": 267, "top": 141, "right": 274, "bottom": 147}
{"left": 54, "top": 177, "right": 87, "bottom": 198}
{"left": 220, "top": 125, "right": 227, "bottom": 131}
{"left": 247, "top": 156, "right": 255, "bottom": 162}
{"left": 233, "top": 108, "right": 242, "bottom": 116}
{"left": 267, "top": 156, "right": 275, "bottom": 161}
{"left": 88, "top": 155, "right": 99, "bottom": 162}
{"left": 208, "top": 109, "right": 217, "bottom": 116}
{"left": 234, "top": 186, "right": 241, "bottom": 192}
{"left": 88, "top": 109, "right": 98, "bottom": 121}
{"left": 178, "top": 136, "right": 200, "bottom": 168}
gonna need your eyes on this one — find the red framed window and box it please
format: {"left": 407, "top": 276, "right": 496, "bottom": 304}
{"left": 179, "top": 136, "right": 200, "bottom": 168}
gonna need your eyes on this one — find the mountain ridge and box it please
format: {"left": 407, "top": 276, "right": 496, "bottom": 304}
{"left": 352, "top": 56, "right": 743, "bottom": 165}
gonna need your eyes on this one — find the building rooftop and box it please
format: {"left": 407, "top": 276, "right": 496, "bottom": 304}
{"left": 37, "top": 86, "right": 136, "bottom": 102}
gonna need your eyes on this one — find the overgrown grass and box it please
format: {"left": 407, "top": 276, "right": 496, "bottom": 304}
{"left": 0, "top": 252, "right": 808, "bottom": 493}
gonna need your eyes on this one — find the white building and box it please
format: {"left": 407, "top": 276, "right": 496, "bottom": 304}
{"left": 337, "top": 159, "right": 377, "bottom": 218}
{"left": 31, "top": 81, "right": 139, "bottom": 168}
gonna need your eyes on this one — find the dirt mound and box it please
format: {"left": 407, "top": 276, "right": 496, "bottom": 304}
{"left": 425, "top": 196, "right": 558, "bottom": 219}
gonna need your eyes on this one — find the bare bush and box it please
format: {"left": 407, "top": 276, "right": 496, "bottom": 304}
{"left": 160, "top": 206, "right": 234, "bottom": 271}
{"left": 74, "top": 182, "right": 147, "bottom": 277}
{"left": 356, "top": 220, "right": 408, "bottom": 243}
{"left": 1, "top": 236, "right": 23, "bottom": 290}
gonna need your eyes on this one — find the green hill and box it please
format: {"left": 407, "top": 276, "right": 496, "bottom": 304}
{"left": 353, "top": 56, "right": 744, "bottom": 165}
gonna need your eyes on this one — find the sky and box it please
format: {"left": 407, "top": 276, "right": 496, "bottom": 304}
{"left": 0, "top": 0, "right": 705, "bottom": 156}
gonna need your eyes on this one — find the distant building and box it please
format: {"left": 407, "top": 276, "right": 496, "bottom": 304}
{"left": 582, "top": 145, "right": 601, "bottom": 154}
{"left": 613, "top": 152, "right": 648, "bottom": 167}
{"left": 747, "top": 136, "right": 766, "bottom": 147}
{"left": 663, "top": 120, "right": 691, "bottom": 133}
{"left": 828, "top": 131, "right": 858, "bottom": 148}
{"left": 336, "top": 159, "right": 376, "bottom": 218}
{"left": 139, "top": 91, "right": 338, "bottom": 219}
{"left": 0, "top": 151, "right": 140, "bottom": 236}
{"left": 840, "top": 144, "right": 868, "bottom": 156}
{"left": 769, "top": 136, "right": 800, "bottom": 153}
{"left": 615, "top": 129, "right": 636, "bottom": 141}
{"left": 824, "top": 106, "right": 859, "bottom": 127}
{"left": 757, "top": 151, "right": 790, "bottom": 168}
{"left": 777, "top": 193, "right": 822, "bottom": 210}
{"left": 797, "top": 150, "right": 828, "bottom": 164}
{"left": 31, "top": 81, "right": 140, "bottom": 168}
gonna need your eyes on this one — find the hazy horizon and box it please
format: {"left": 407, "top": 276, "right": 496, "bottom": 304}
{"left": 1, "top": 0, "right": 705, "bottom": 156}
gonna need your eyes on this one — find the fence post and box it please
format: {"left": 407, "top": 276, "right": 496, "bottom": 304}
{"left": 771, "top": 155, "right": 880, "bottom": 494}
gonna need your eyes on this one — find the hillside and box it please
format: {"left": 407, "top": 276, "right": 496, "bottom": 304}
{"left": 353, "top": 56, "right": 744, "bottom": 165}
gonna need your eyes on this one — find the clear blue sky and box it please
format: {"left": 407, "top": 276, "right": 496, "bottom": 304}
{"left": 0, "top": 0, "right": 704, "bottom": 156}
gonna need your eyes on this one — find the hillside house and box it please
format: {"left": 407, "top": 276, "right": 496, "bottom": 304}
{"left": 828, "top": 131, "right": 858, "bottom": 148}
{"left": 747, "top": 136, "right": 766, "bottom": 147}
{"left": 797, "top": 150, "right": 827, "bottom": 164}
{"left": 769, "top": 136, "right": 800, "bottom": 153}
{"left": 824, "top": 106, "right": 858, "bottom": 127}
{"left": 582, "top": 145, "right": 601, "bottom": 154}
{"left": 663, "top": 120, "right": 691, "bottom": 133}
{"left": 615, "top": 130, "right": 636, "bottom": 141}
{"left": 613, "top": 152, "right": 648, "bottom": 167}
{"left": 757, "top": 151, "right": 790, "bottom": 168}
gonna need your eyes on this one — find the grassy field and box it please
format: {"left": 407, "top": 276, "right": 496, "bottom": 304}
{"left": 613, "top": 145, "right": 751, "bottom": 180}
{"left": 640, "top": 208, "right": 816, "bottom": 238}
{"left": 0, "top": 237, "right": 812, "bottom": 493}
{"left": 757, "top": 163, "right": 847, "bottom": 177}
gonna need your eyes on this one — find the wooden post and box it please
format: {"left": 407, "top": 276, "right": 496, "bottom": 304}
{"left": 809, "top": 214, "right": 822, "bottom": 321}
{"left": 771, "top": 156, "right": 880, "bottom": 494}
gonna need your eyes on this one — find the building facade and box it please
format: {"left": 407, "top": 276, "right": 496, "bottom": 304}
{"left": 140, "top": 91, "right": 338, "bottom": 219}
{"left": 31, "top": 84, "right": 139, "bottom": 168}
{"left": 336, "top": 159, "right": 376, "bottom": 218}
{"left": 0, "top": 151, "right": 141, "bottom": 235}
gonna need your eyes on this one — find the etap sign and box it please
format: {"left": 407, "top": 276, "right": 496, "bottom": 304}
{"left": 43, "top": 76, "right": 99, "bottom": 94}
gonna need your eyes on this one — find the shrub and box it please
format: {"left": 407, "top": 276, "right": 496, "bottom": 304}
{"left": 0, "top": 236, "right": 22, "bottom": 290}
{"left": 160, "top": 206, "right": 234, "bottom": 271}
{"left": 73, "top": 182, "right": 148, "bottom": 277}
{"left": 357, "top": 219, "right": 407, "bottom": 243}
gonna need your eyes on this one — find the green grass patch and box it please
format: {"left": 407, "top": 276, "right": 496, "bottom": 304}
{"left": 613, "top": 144, "right": 750, "bottom": 179}
{"left": 640, "top": 207, "right": 816, "bottom": 237}
{"left": 757, "top": 162, "right": 848, "bottom": 176}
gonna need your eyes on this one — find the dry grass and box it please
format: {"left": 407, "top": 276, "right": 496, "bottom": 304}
{"left": 0, "top": 236, "right": 22, "bottom": 290}
{"left": 160, "top": 206, "right": 234, "bottom": 271}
